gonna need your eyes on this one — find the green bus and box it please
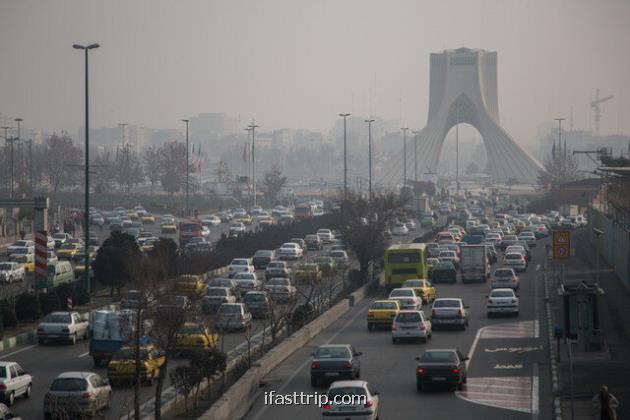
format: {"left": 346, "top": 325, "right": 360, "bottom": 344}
{"left": 384, "top": 243, "right": 427, "bottom": 291}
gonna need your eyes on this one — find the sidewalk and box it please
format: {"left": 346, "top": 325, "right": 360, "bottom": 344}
{"left": 548, "top": 230, "right": 630, "bottom": 419}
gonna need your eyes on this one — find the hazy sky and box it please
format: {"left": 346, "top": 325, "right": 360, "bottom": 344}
{"left": 1, "top": 0, "right": 629, "bottom": 144}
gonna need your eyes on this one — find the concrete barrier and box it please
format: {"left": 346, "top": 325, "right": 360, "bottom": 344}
{"left": 197, "top": 279, "right": 374, "bottom": 420}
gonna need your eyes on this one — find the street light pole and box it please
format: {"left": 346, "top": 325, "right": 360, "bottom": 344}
{"left": 181, "top": 119, "right": 190, "bottom": 217}
{"left": 73, "top": 42, "right": 100, "bottom": 295}
{"left": 15, "top": 118, "right": 23, "bottom": 191}
{"left": 339, "top": 113, "right": 351, "bottom": 199}
{"left": 248, "top": 123, "right": 260, "bottom": 208}
{"left": 1, "top": 126, "right": 12, "bottom": 198}
{"left": 365, "top": 119, "right": 375, "bottom": 200}
{"left": 412, "top": 130, "right": 420, "bottom": 183}
{"left": 401, "top": 127, "right": 409, "bottom": 187}
{"left": 554, "top": 118, "right": 565, "bottom": 159}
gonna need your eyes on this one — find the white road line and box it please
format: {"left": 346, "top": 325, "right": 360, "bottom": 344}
{"left": 466, "top": 326, "right": 484, "bottom": 370}
{"left": 459, "top": 391, "right": 531, "bottom": 400}
{"left": 536, "top": 264, "right": 541, "bottom": 271}
{"left": 0, "top": 344, "right": 36, "bottom": 359}
{"left": 532, "top": 365, "right": 540, "bottom": 417}
{"left": 78, "top": 351, "right": 89, "bottom": 358}
{"left": 534, "top": 320, "right": 540, "bottom": 339}
{"left": 464, "top": 383, "right": 530, "bottom": 390}
{"left": 249, "top": 300, "right": 370, "bottom": 420}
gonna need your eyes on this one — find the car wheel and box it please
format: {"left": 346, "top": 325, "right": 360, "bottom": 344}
{"left": 25, "top": 384, "right": 31, "bottom": 398}
{"left": 392, "top": 337, "right": 397, "bottom": 344}
{"left": 6, "top": 392, "right": 14, "bottom": 406}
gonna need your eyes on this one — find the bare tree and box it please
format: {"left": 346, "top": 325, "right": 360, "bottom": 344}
{"left": 143, "top": 145, "right": 162, "bottom": 196}
{"left": 538, "top": 153, "right": 581, "bottom": 187}
{"left": 262, "top": 164, "right": 287, "bottom": 204}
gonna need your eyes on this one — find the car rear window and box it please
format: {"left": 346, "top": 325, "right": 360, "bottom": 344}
{"left": 206, "top": 288, "right": 228, "bottom": 296}
{"left": 491, "top": 290, "right": 514, "bottom": 298}
{"left": 370, "top": 301, "right": 397, "bottom": 310}
{"left": 390, "top": 289, "right": 413, "bottom": 297}
{"left": 327, "top": 387, "right": 367, "bottom": 399}
{"left": 420, "top": 351, "right": 457, "bottom": 363}
{"left": 396, "top": 312, "right": 421, "bottom": 322}
{"left": 506, "top": 254, "right": 522, "bottom": 260}
{"left": 220, "top": 305, "right": 242, "bottom": 314}
{"left": 433, "top": 300, "right": 460, "bottom": 308}
{"left": 50, "top": 378, "right": 88, "bottom": 391}
{"left": 267, "top": 279, "right": 289, "bottom": 286}
{"left": 315, "top": 347, "right": 350, "bottom": 359}
{"left": 43, "top": 314, "right": 71, "bottom": 323}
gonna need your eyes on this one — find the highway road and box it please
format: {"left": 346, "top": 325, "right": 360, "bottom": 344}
{"left": 243, "top": 237, "right": 552, "bottom": 420}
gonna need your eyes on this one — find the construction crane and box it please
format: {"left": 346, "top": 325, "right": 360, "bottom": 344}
{"left": 591, "top": 89, "right": 614, "bottom": 136}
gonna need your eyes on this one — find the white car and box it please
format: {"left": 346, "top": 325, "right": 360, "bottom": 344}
{"left": 329, "top": 250, "right": 348, "bottom": 265}
{"left": 0, "top": 361, "right": 32, "bottom": 405}
{"left": 388, "top": 288, "right": 422, "bottom": 310}
{"left": 503, "top": 252, "right": 527, "bottom": 272}
{"left": 7, "top": 240, "right": 34, "bottom": 256}
{"left": 322, "top": 381, "right": 380, "bottom": 420}
{"left": 229, "top": 222, "right": 246, "bottom": 236}
{"left": 517, "top": 231, "right": 536, "bottom": 247}
{"left": 233, "top": 272, "right": 261, "bottom": 292}
{"left": 486, "top": 288, "right": 519, "bottom": 316}
{"left": 52, "top": 233, "right": 72, "bottom": 248}
{"left": 46, "top": 236, "right": 56, "bottom": 249}
{"left": 201, "top": 225, "right": 211, "bottom": 238}
{"left": 264, "top": 278, "right": 297, "bottom": 301}
{"left": 216, "top": 303, "right": 252, "bottom": 331}
{"left": 278, "top": 243, "right": 303, "bottom": 260}
{"left": 392, "top": 310, "right": 432, "bottom": 343}
{"left": 227, "top": 258, "right": 254, "bottom": 278}
{"left": 201, "top": 215, "right": 221, "bottom": 226}
{"left": 316, "top": 229, "right": 335, "bottom": 244}
{"left": 391, "top": 223, "right": 409, "bottom": 236}
{"left": 0, "top": 262, "right": 25, "bottom": 284}
{"left": 37, "top": 311, "right": 89, "bottom": 345}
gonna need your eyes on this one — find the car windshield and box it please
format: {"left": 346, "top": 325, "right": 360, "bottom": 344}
{"left": 267, "top": 279, "right": 289, "bottom": 286}
{"left": 433, "top": 300, "right": 460, "bottom": 308}
{"left": 420, "top": 351, "right": 457, "bottom": 363}
{"left": 315, "top": 347, "right": 350, "bottom": 359}
{"left": 330, "top": 251, "right": 346, "bottom": 257}
{"left": 495, "top": 269, "right": 514, "bottom": 276}
{"left": 0, "top": 263, "right": 14, "bottom": 270}
{"left": 219, "top": 305, "right": 242, "bottom": 314}
{"left": 53, "top": 234, "right": 66, "bottom": 239}
{"left": 43, "top": 313, "right": 71, "bottom": 323}
{"left": 370, "top": 301, "right": 398, "bottom": 310}
{"left": 491, "top": 290, "right": 515, "bottom": 298}
{"left": 390, "top": 289, "right": 413, "bottom": 297}
{"left": 506, "top": 254, "right": 522, "bottom": 260}
{"left": 245, "top": 294, "right": 265, "bottom": 302}
{"left": 180, "top": 324, "right": 205, "bottom": 334}
{"left": 231, "top": 259, "right": 248, "bottom": 266}
{"left": 435, "top": 262, "right": 453, "bottom": 269}
{"left": 396, "top": 312, "right": 421, "bottom": 322}
{"left": 50, "top": 378, "right": 88, "bottom": 391}
{"left": 235, "top": 273, "right": 254, "bottom": 279}
{"left": 268, "top": 262, "right": 285, "bottom": 269}
{"left": 254, "top": 251, "right": 272, "bottom": 257}
{"left": 206, "top": 288, "right": 228, "bottom": 296}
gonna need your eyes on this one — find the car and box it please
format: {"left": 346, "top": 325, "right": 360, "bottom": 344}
{"left": 46, "top": 250, "right": 58, "bottom": 264}
{"left": 174, "top": 274, "right": 207, "bottom": 297}
{"left": 278, "top": 242, "right": 303, "bottom": 260}
{"left": 321, "top": 381, "right": 380, "bottom": 419}
{"left": 175, "top": 322, "right": 218, "bottom": 353}
{"left": 329, "top": 250, "right": 348, "bottom": 265}
{"left": 430, "top": 298, "right": 469, "bottom": 330}
{"left": 438, "top": 250, "right": 459, "bottom": 268}
{"left": 505, "top": 244, "right": 529, "bottom": 261}
{"left": 310, "top": 344, "right": 361, "bottom": 387}
{"left": 290, "top": 238, "right": 306, "bottom": 250}
{"left": 264, "top": 278, "right": 297, "bottom": 302}
{"left": 420, "top": 216, "right": 434, "bottom": 227}
{"left": 160, "top": 221, "right": 177, "bottom": 234}
{"left": 425, "top": 242, "right": 441, "bottom": 258}
{"left": 403, "top": 219, "right": 417, "bottom": 231}
{"left": 107, "top": 344, "right": 166, "bottom": 386}
{"left": 243, "top": 291, "right": 272, "bottom": 318}
{"left": 265, "top": 261, "right": 291, "bottom": 281}
{"left": 120, "top": 289, "right": 155, "bottom": 310}
{"left": 52, "top": 233, "right": 72, "bottom": 248}
{"left": 487, "top": 288, "right": 519, "bottom": 317}
{"left": 392, "top": 310, "right": 432, "bottom": 343}
{"left": 402, "top": 279, "right": 436, "bottom": 303}
{"left": 367, "top": 300, "right": 400, "bottom": 330}
{"left": 227, "top": 258, "right": 254, "bottom": 277}
{"left": 0, "top": 262, "right": 25, "bottom": 284}
{"left": 304, "top": 234, "right": 323, "bottom": 250}
{"left": 233, "top": 272, "right": 262, "bottom": 292}
{"left": 7, "top": 240, "right": 34, "bottom": 256}
{"left": 503, "top": 252, "right": 527, "bottom": 272}
{"left": 252, "top": 250, "right": 275, "bottom": 269}
{"left": 434, "top": 231, "right": 455, "bottom": 243}
{"left": 202, "top": 287, "right": 238, "bottom": 313}
{"left": 137, "top": 232, "right": 156, "bottom": 244}
{"left": 415, "top": 349, "right": 468, "bottom": 391}
{"left": 56, "top": 243, "right": 81, "bottom": 259}
{"left": 426, "top": 257, "right": 439, "bottom": 277}
{"left": 293, "top": 263, "right": 322, "bottom": 284}
{"left": 44, "top": 372, "right": 112, "bottom": 417}
{"left": 216, "top": 303, "right": 252, "bottom": 331}
{"left": 201, "top": 215, "right": 221, "bottom": 227}
{"left": 391, "top": 222, "right": 409, "bottom": 236}
{"left": 0, "top": 361, "right": 32, "bottom": 406}
{"left": 314, "top": 256, "right": 336, "bottom": 275}
{"left": 431, "top": 261, "right": 457, "bottom": 284}
{"left": 517, "top": 231, "right": 537, "bottom": 247}
{"left": 238, "top": 214, "right": 253, "bottom": 225}
{"left": 207, "top": 277, "right": 240, "bottom": 297}
{"left": 388, "top": 288, "right": 422, "bottom": 310}
{"left": 491, "top": 267, "right": 520, "bottom": 289}
{"left": 37, "top": 311, "right": 89, "bottom": 345}
{"left": 316, "top": 229, "right": 335, "bottom": 243}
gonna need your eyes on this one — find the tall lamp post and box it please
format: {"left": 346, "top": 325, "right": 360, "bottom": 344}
{"left": 339, "top": 113, "right": 351, "bottom": 199}
{"left": 14, "top": 118, "right": 23, "bottom": 192}
{"left": 181, "top": 119, "right": 190, "bottom": 217}
{"left": 401, "top": 127, "right": 409, "bottom": 187}
{"left": 365, "top": 119, "right": 375, "bottom": 200}
{"left": 1, "top": 125, "right": 14, "bottom": 199}
{"left": 73, "top": 42, "right": 99, "bottom": 295}
{"left": 554, "top": 117, "right": 566, "bottom": 159}
{"left": 412, "top": 130, "right": 420, "bottom": 183}
{"left": 248, "top": 123, "right": 260, "bottom": 208}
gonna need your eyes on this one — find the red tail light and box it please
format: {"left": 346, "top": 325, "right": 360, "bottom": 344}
{"left": 391, "top": 324, "right": 397, "bottom": 331}
{"left": 417, "top": 368, "right": 425, "bottom": 374}
{"left": 407, "top": 300, "right": 415, "bottom": 305}
{"left": 420, "top": 324, "right": 426, "bottom": 331}
{"left": 457, "top": 309, "right": 464, "bottom": 318}
{"left": 511, "top": 299, "right": 517, "bottom": 304}
{"left": 343, "top": 363, "right": 353, "bottom": 369}
{"left": 452, "top": 368, "right": 460, "bottom": 373}
{"left": 0, "top": 384, "right": 6, "bottom": 390}
{"left": 364, "top": 400, "right": 374, "bottom": 408}
{"left": 512, "top": 278, "right": 517, "bottom": 283}
{"left": 367, "top": 313, "right": 374, "bottom": 318}
{"left": 323, "top": 404, "right": 331, "bottom": 410}
{"left": 82, "top": 392, "right": 93, "bottom": 399}
{"left": 311, "top": 362, "right": 319, "bottom": 369}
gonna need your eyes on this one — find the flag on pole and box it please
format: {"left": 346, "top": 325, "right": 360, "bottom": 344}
{"left": 242, "top": 143, "right": 248, "bottom": 162}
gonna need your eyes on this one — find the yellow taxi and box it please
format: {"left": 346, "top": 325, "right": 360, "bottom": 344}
{"left": 11, "top": 254, "right": 35, "bottom": 273}
{"left": 175, "top": 322, "right": 218, "bottom": 354}
{"left": 161, "top": 222, "right": 177, "bottom": 234}
{"left": 174, "top": 274, "right": 207, "bottom": 297}
{"left": 107, "top": 344, "right": 166, "bottom": 386}
{"left": 126, "top": 211, "right": 139, "bottom": 221}
{"left": 258, "top": 216, "right": 273, "bottom": 227}
{"left": 294, "top": 263, "right": 322, "bottom": 283}
{"left": 239, "top": 215, "right": 253, "bottom": 225}
{"left": 57, "top": 243, "right": 81, "bottom": 259}
{"left": 367, "top": 300, "right": 400, "bottom": 330}
{"left": 141, "top": 213, "right": 156, "bottom": 224}
{"left": 402, "top": 278, "right": 436, "bottom": 303}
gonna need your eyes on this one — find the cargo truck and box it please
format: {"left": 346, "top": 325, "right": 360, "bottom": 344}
{"left": 89, "top": 309, "right": 149, "bottom": 367}
{"left": 460, "top": 245, "right": 489, "bottom": 283}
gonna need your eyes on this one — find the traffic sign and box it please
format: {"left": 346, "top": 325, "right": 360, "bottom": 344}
{"left": 553, "top": 230, "right": 571, "bottom": 260}
{"left": 553, "top": 230, "right": 570, "bottom": 245}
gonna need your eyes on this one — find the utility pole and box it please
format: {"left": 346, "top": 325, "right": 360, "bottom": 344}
{"left": 181, "top": 119, "right": 190, "bottom": 217}
{"left": 412, "top": 130, "right": 420, "bottom": 183}
{"left": 1, "top": 126, "right": 14, "bottom": 199}
{"left": 365, "top": 119, "right": 375, "bottom": 200}
{"left": 455, "top": 102, "right": 461, "bottom": 192}
{"left": 244, "top": 127, "right": 253, "bottom": 202}
{"left": 27, "top": 139, "right": 33, "bottom": 196}
{"left": 15, "top": 118, "right": 23, "bottom": 192}
{"left": 555, "top": 118, "right": 566, "bottom": 159}
{"left": 248, "top": 123, "right": 260, "bottom": 208}
{"left": 401, "top": 127, "right": 409, "bottom": 187}
{"left": 73, "top": 42, "right": 100, "bottom": 295}
{"left": 339, "top": 113, "right": 351, "bottom": 199}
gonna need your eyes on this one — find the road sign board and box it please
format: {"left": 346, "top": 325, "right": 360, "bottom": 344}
{"left": 553, "top": 245, "right": 570, "bottom": 260}
{"left": 553, "top": 230, "right": 570, "bottom": 245}
{"left": 552, "top": 230, "right": 571, "bottom": 260}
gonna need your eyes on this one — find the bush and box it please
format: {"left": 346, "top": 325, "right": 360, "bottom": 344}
{"left": 40, "top": 292, "right": 61, "bottom": 315}
{"left": 15, "top": 293, "right": 40, "bottom": 321}
{"left": 291, "top": 303, "right": 314, "bottom": 331}
{"left": 347, "top": 269, "right": 363, "bottom": 288}
{"left": 0, "top": 302, "right": 17, "bottom": 328}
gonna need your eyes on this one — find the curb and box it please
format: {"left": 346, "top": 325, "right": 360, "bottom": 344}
{"left": 544, "top": 265, "right": 563, "bottom": 420}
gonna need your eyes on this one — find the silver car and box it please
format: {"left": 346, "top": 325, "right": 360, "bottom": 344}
{"left": 43, "top": 372, "right": 112, "bottom": 418}
{"left": 486, "top": 288, "right": 519, "bottom": 317}
{"left": 0, "top": 362, "right": 32, "bottom": 406}
{"left": 388, "top": 288, "right": 422, "bottom": 310}
{"left": 216, "top": 303, "right": 252, "bottom": 331}
{"left": 321, "top": 381, "right": 380, "bottom": 420}
{"left": 392, "top": 310, "right": 432, "bottom": 343}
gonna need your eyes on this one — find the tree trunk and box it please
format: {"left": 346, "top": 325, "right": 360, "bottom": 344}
{"left": 154, "top": 358, "right": 167, "bottom": 420}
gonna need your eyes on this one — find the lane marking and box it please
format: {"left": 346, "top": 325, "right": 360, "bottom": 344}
{"left": 457, "top": 376, "right": 535, "bottom": 414}
{"left": 536, "top": 264, "right": 540, "bottom": 271}
{"left": 532, "top": 363, "right": 539, "bottom": 417}
{"left": 466, "top": 326, "right": 483, "bottom": 370}
{"left": 79, "top": 351, "right": 89, "bottom": 358}
{"left": 249, "top": 300, "right": 370, "bottom": 420}
{"left": 0, "top": 344, "right": 37, "bottom": 359}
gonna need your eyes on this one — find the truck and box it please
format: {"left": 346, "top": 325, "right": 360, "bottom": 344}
{"left": 414, "top": 197, "right": 431, "bottom": 215}
{"left": 559, "top": 204, "right": 579, "bottom": 218}
{"left": 460, "top": 245, "right": 489, "bottom": 284}
{"left": 89, "top": 309, "right": 144, "bottom": 367}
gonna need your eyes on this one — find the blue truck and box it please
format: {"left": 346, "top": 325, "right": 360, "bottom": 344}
{"left": 89, "top": 309, "right": 147, "bottom": 367}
